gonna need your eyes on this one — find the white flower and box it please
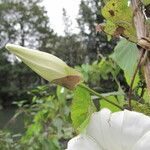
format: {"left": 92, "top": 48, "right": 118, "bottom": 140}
{"left": 5, "top": 43, "right": 83, "bottom": 89}
{"left": 67, "top": 108, "right": 150, "bottom": 150}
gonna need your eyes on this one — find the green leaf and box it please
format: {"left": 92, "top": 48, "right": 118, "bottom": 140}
{"left": 138, "top": 88, "right": 150, "bottom": 104}
{"left": 103, "top": 0, "right": 110, "bottom": 4}
{"left": 71, "top": 86, "right": 96, "bottom": 132}
{"left": 75, "top": 64, "right": 89, "bottom": 82}
{"left": 143, "top": 89, "right": 150, "bottom": 104}
{"left": 111, "top": 38, "right": 139, "bottom": 76}
{"left": 132, "top": 101, "right": 150, "bottom": 116}
{"left": 124, "top": 72, "right": 140, "bottom": 89}
{"left": 56, "top": 85, "right": 68, "bottom": 102}
{"left": 143, "top": 0, "right": 150, "bottom": 5}
{"left": 104, "top": 20, "right": 116, "bottom": 36}
{"left": 100, "top": 95, "right": 124, "bottom": 112}
{"left": 98, "top": 58, "right": 120, "bottom": 79}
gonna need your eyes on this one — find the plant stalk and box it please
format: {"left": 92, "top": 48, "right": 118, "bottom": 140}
{"left": 128, "top": 49, "right": 145, "bottom": 110}
{"left": 131, "top": 0, "right": 150, "bottom": 104}
{"left": 79, "top": 83, "right": 123, "bottom": 110}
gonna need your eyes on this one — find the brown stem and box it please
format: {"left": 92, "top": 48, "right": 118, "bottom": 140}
{"left": 143, "top": 56, "right": 150, "bottom": 104}
{"left": 128, "top": 49, "right": 145, "bottom": 110}
{"left": 131, "top": 0, "right": 147, "bottom": 38}
{"left": 131, "top": 0, "right": 150, "bottom": 104}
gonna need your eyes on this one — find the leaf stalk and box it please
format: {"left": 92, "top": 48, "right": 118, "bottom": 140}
{"left": 78, "top": 83, "right": 123, "bottom": 110}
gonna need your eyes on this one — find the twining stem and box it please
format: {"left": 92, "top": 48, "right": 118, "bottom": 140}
{"left": 127, "top": 49, "right": 145, "bottom": 110}
{"left": 79, "top": 83, "right": 123, "bottom": 110}
{"left": 131, "top": 0, "right": 150, "bottom": 105}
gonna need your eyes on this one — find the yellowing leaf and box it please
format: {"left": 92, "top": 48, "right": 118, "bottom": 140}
{"left": 102, "top": 0, "right": 137, "bottom": 42}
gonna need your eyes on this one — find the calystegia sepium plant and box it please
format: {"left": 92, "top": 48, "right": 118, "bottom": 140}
{"left": 5, "top": 0, "right": 150, "bottom": 149}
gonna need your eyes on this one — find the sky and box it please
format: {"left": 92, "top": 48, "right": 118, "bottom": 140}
{"left": 42, "top": 0, "right": 81, "bottom": 35}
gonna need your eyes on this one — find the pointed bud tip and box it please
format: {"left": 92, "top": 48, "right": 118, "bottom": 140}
{"left": 5, "top": 43, "right": 13, "bottom": 49}
{"left": 5, "top": 43, "right": 18, "bottom": 52}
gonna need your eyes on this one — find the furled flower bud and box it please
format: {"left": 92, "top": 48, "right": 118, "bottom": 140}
{"left": 6, "top": 44, "right": 83, "bottom": 89}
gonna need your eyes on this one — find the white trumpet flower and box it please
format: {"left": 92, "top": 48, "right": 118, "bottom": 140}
{"left": 67, "top": 108, "right": 150, "bottom": 150}
{"left": 5, "top": 43, "right": 82, "bottom": 89}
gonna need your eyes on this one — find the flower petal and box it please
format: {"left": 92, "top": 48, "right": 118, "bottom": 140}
{"left": 85, "top": 111, "right": 104, "bottom": 148}
{"left": 103, "top": 110, "right": 124, "bottom": 150}
{"left": 121, "top": 110, "right": 150, "bottom": 150}
{"left": 66, "top": 135, "right": 101, "bottom": 150}
{"left": 86, "top": 108, "right": 124, "bottom": 150}
{"left": 67, "top": 109, "right": 150, "bottom": 150}
{"left": 132, "top": 130, "right": 150, "bottom": 150}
